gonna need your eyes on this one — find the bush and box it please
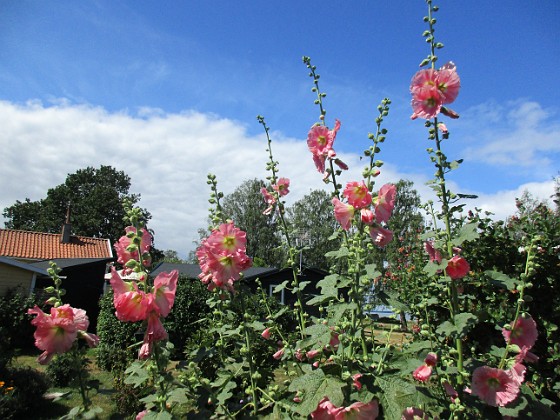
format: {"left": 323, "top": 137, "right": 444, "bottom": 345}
{"left": 95, "top": 290, "right": 140, "bottom": 374}
{"left": 0, "top": 366, "right": 49, "bottom": 419}
{"left": 0, "top": 288, "right": 39, "bottom": 369}
{"left": 45, "top": 349, "right": 90, "bottom": 387}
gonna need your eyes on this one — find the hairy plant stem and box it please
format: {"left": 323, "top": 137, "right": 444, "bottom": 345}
{"left": 239, "top": 295, "right": 259, "bottom": 416}
{"left": 258, "top": 115, "right": 307, "bottom": 338}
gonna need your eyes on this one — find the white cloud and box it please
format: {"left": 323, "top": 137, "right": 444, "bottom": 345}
{"left": 0, "top": 100, "right": 556, "bottom": 258}
{"left": 462, "top": 100, "right": 560, "bottom": 171}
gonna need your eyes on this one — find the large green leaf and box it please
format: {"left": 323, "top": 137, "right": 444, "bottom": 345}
{"left": 436, "top": 312, "right": 477, "bottom": 338}
{"left": 288, "top": 369, "right": 345, "bottom": 416}
{"left": 451, "top": 222, "right": 479, "bottom": 246}
{"left": 377, "top": 377, "right": 434, "bottom": 419}
{"left": 485, "top": 270, "right": 519, "bottom": 291}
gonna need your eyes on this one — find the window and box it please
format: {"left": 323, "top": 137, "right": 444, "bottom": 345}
{"left": 269, "top": 284, "right": 285, "bottom": 304}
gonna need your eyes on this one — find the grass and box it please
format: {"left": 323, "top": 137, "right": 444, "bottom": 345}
{"left": 13, "top": 351, "right": 122, "bottom": 420}
{"left": 11, "top": 323, "right": 411, "bottom": 419}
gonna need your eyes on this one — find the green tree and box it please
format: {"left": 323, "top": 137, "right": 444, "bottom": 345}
{"left": 286, "top": 189, "right": 339, "bottom": 270}
{"left": 221, "top": 178, "right": 283, "bottom": 267}
{"left": 3, "top": 165, "right": 149, "bottom": 246}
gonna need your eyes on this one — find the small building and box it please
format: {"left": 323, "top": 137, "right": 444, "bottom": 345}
{"left": 0, "top": 226, "right": 114, "bottom": 329}
{"left": 151, "top": 262, "right": 327, "bottom": 311}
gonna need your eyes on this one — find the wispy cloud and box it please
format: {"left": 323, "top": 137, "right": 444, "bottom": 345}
{"left": 462, "top": 100, "right": 560, "bottom": 172}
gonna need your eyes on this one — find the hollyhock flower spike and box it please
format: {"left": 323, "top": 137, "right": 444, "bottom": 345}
{"left": 446, "top": 255, "right": 470, "bottom": 280}
{"left": 471, "top": 366, "right": 521, "bottom": 407}
{"left": 115, "top": 226, "right": 153, "bottom": 266}
{"left": 343, "top": 181, "right": 372, "bottom": 209}
{"left": 332, "top": 197, "right": 355, "bottom": 231}
{"left": 502, "top": 314, "right": 538, "bottom": 350}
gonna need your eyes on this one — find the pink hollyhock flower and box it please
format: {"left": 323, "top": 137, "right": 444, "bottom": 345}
{"left": 436, "top": 62, "right": 461, "bottom": 104}
{"left": 136, "top": 410, "right": 148, "bottom": 420}
{"left": 261, "top": 327, "right": 271, "bottom": 340}
{"left": 424, "top": 352, "right": 438, "bottom": 367}
{"left": 360, "top": 208, "right": 375, "bottom": 225}
{"left": 307, "top": 120, "right": 341, "bottom": 173}
{"left": 332, "top": 197, "right": 355, "bottom": 230}
{"left": 206, "top": 221, "right": 247, "bottom": 254}
{"left": 413, "top": 364, "right": 433, "bottom": 382}
{"left": 272, "top": 347, "right": 285, "bottom": 360}
{"left": 110, "top": 268, "right": 153, "bottom": 322}
{"left": 440, "top": 106, "right": 460, "bottom": 119}
{"left": 306, "top": 349, "right": 320, "bottom": 360}
{"left": 502, "top": 314, "right": 538, "bottom": 350}
{"left": 273, "top": 178, "right": 290, "bottom": 196}
{"left": 446, "top": 255, "right": 470, "bottom": 280}
{"left": 374, "top": 184, "right": 396, "bottom": 223}
{"left": 410, "top": 69, "right": 442, "bottom": 120}
{"left": 508, "top": 362, "right": 526, "bottom": 385}
{"left": 138, "top": 312, "right": 169, "bottom": 360}
{"left": 402, "top": 407, "right": 428, "bottom": 420}
{"left": 152, "top": 270, "right": 179, "bottom": 317}
{"left": 311, "top": 397, "right": 339, "bottom": 419}
{"left": 329, "top": 331, "right": 340, "bottom": 348}
{"left": 338, "top": 400, "right": 379, "bottom": 419}
{"left": 424, "top": 241, "right": 442, "bottom": 263}
{"left": 352, "top": 373, "right": 363, "bottom": 390}
{"left": 343, "top": 181, "right": 372, "bottom": 209}
{"left": 471, "top": 366, "right": 521, "bottom": 407}
{"left": 27, "top": 304, "right": 98, "bottom": 365}
{"left": 261, "top": 187, "right": 276, "bottom": 215}
{"left": 115, "top": 226, "right": 153, "bottom": 266}
{"left": 369, "top": 226, "right": 393, "bottom": 247}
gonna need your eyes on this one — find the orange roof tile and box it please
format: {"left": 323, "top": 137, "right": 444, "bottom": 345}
{"left": 0, "top": 229, "right": 113, "bottom": 260}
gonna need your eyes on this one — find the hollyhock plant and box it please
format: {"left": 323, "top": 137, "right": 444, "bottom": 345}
{"left": 115, "top": 226, "right": 153, "bottom": 267}
{"left": 332, "top": 197, "right": 355, "bottom": 230}
{"left": 445, "top": 255, "right": 470, "bottom": 280}
{"left": 374, "top": 183, "right": 396, "bottom": 223}
{"left": 343, "top": 181, "right": 372, "bottom": 209}
{"left": 502, "top": 314, "right": 538, "bottom": 350}
{"left": 471, "top": 366, "right": 521, "bottom": 407}
{"left": 28, "top": 304, "right": 99, "bottom": 365}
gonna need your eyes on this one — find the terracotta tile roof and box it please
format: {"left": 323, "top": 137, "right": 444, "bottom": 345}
{"left": 0, "top": 229, "right": 113, "bottom": 260}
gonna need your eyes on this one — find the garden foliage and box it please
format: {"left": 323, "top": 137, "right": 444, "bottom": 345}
{"left": 21, "top": 1, "right": 560, "bottom": 418}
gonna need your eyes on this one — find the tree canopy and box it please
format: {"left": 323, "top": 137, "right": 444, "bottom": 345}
{"left": 3, "top": 165, "right": 148, "bottom": 246}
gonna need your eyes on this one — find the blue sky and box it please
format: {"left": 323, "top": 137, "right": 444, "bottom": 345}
{"left": 0, "top": 1, "right": 558, "bottom": 254}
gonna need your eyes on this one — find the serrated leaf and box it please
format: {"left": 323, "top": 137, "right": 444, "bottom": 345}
{"left": 328, "top": 302, "right": 356, "bottom": 324}
{"left": 452, "top": 222, "right": 479, "bottom": 246}
{"left": 124, "top": 361, "right": 150, "bottom": 387}
{"left": 288, "top": 369, "right": 345, "bottom": 416}
{"left": 436, "top": 312, "right": 477, "bottom": 338}
{"left": 168, "top": 388, "right": 190, "bottom": 405}
{"left": 377, "top": 377, "right": 435, "bottom": 419}
{"left": 325, "top": 246, "right": 349, "bottom": 259}
{"left": 299, "top": 323, "right": 332, "bottom": 348}
{"left": 299, "top": 281, "right": 311, "bottom": 291}
{"left": 273, "top": 281, "right": 289, "bottom": 293}
{"left": 424, "top": 260, "right": 445, "bottom": 277}
{"left": 364, "top": 263, "right": 381, "bottom": 279}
